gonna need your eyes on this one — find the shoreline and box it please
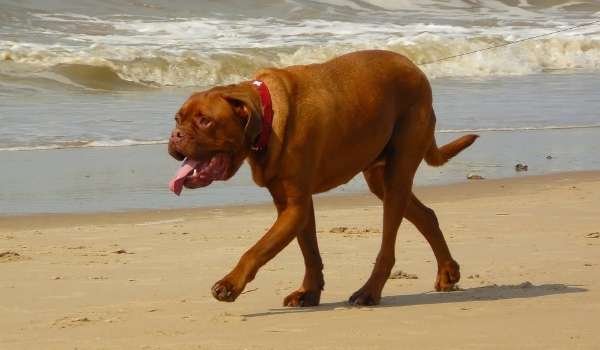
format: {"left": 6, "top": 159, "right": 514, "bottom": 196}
{"left": 3, "top": 123, "right": 600, "bottom": 153}
{"left": 2, "top": 170, "right": 598, "bottom": 230}
{"left": 3, "top": 73, "right": 600, "bottom": 215}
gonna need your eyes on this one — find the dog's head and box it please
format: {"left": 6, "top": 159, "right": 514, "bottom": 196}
{"left": 168, "top": 83, "right": 262, "bottom": 189}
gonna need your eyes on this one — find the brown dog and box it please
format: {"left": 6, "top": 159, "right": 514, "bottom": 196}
{"left": 168, "top": 50, "right": 478, "bottom": 306}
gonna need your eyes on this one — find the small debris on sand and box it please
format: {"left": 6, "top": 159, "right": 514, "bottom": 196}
{"left": 211, "top": 312, "right": 247, "bottom": 323}
{"left": 585, "top": 232, "right": 599, "bottom": 239}
{"left": 53, "top": 316, "right": 92, "bottom": 328}
{"left": 0, "top": 251, "right": 20, "bottom": 259}
{"left": 515, "top": 163, "right": 528, "bottom": 172}
{"left": 0, "top": 251, "right": 29, "bottom": 263}
{"left": 518, "top": 281, "right": 533, "bottom": 289}
{"left": 328, "top": 226, "right": 378, "bottom": 235}
{"left": 240, "top": 288, "right": 259, "bottom": 295}
{"left": 467, "top": 173, "right": 485, "bottom": 180}
{"left": 389, "top": 270, "right": 418, "bottom": 280}
{"left": 88, "top": 276, "right": 108, "bottom": 280}
{"left": 112, "top": 249, "right": 134, "bottom": 254}
{"left": 330, "top": 226, "right": 348, "bottom": 233}
{"left": 467, "top": 274, "right": 480, "bottom": 279}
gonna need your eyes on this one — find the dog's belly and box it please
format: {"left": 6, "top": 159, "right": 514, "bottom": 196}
{"left": 312, "top": 171, "right": 364, "bottom": 194}
{"left": 311, "top": 149, "right": 386, "bottom": 194}
{"left": 310, "top": 117, "right": 395, "bottom": 194}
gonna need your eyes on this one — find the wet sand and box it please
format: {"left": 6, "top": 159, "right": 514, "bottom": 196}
{"left": 2, "top": 124, "right": 600, "bottom": 216}
{"left": 1, "top": 171, "right": 600, "bottom": 349}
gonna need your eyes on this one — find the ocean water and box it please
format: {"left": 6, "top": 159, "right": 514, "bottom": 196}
{"left": 1, "top": 0, "right": 599, "bottom": 214}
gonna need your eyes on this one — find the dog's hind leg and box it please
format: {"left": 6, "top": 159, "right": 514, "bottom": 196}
{"left": 349, "top": 104, "right": 432, "bottom": 306}
{"left": 406, "top": 195, "right": 460, "bottom": 291}
{"left": 364, "top": 165, "right": 460, "bottom": 292}
{"left": 283, "top": 198, "right": 325, "bottom": 307}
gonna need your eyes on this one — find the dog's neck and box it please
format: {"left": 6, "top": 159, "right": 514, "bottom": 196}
{"left": 246, "top": 70, "right": 290, "bottom": 187}
{"left": 251, "top": 80, "right": 273, "bottom": 152}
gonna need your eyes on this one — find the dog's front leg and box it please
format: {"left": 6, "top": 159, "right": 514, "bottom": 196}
{"left": 211, "top": 194, "right": 310, "bottom": 302}
{"left": 283, "top": 198, "right": 324, "bottom": 307}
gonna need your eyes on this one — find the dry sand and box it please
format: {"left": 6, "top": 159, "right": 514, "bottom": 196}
{"left": 1, "top": 171, "right": 599, "bottom": 349}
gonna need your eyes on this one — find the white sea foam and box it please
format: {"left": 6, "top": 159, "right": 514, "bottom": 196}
{"left": 0, "top": 139, "right": 168, "bottom": 152}
{"left": 2, "top": 124, "right": 599, "bottom": 152}
{"left": 438, "top": 124, "right": 600, "bottom": 133}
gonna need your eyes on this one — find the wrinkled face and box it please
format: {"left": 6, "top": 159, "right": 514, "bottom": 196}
{"left": 168, "top": 88, "right": 256, "bottom": 190}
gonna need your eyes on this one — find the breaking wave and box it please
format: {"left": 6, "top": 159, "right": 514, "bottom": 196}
{"left": 2, "top": 34, "right": 600, "bottom": 91}
{"left": 2, "top": 1, "right": 600, "bottom": 91}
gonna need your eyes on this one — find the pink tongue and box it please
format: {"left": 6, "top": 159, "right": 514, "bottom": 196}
{"left": 168, "top": 158, "right": 199, "bottom": 196}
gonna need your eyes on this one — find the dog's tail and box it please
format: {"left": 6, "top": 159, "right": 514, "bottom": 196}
{"left": 424, "top": 134, "right": 479, "bottom": 167}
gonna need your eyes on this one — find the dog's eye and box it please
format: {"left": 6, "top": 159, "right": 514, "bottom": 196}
{"left": 197, "top": 115, "right": 213, "bottom": 128}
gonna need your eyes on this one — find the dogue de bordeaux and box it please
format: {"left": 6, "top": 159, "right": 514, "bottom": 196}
{"left": 168, "top": 50, "right": 478, "bottom": 306}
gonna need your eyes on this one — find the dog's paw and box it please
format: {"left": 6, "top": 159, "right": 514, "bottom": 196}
{"left": 348, "top": 288, "right": 381, "bottom": 306}
{"left": 211, "top": 279, "right": 242, "bottom": 302}
{"left": 435, "top": 259, "right": 460, "bottom": 292}
{"left": 283, "top": 289, "right": 321, "bottom": 307}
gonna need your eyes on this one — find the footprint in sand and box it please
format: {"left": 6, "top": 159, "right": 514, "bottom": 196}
{"left": 211, "top": 312, "right": 247, "bottom": 323}
{"left": 52, "top": 316, "right": 93, "bottom": 328}
{"left": 0, "top": 251, "right": 30, "bottom": 263}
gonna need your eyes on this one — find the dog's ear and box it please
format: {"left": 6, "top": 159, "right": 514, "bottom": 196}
{"left": 222, "top": 90, "right": 262, "bottom": 146}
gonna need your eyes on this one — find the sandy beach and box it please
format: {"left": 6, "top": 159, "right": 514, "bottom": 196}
{"left": 2, "top": 171, "right": 599, "bottom": 349}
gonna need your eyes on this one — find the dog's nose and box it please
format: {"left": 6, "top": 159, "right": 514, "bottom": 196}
{"left": 170, "top": 129, "right": 184, "bottom": 142}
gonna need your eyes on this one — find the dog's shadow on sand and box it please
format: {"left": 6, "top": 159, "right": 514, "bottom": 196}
{"left": 243, "top": 282, "right": 587, "bottom": 318}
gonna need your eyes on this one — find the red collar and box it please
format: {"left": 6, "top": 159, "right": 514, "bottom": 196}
{"left": 251, "top": 80, "right": 273, "bottom": 152}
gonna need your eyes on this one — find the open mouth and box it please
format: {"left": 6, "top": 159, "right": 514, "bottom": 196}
{"left": 168, "top": 153, "right": 231, "bottom": 195}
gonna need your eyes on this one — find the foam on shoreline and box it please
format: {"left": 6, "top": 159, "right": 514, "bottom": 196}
{"left": 2, "top": 124, "right": 600, "bottom": 152}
